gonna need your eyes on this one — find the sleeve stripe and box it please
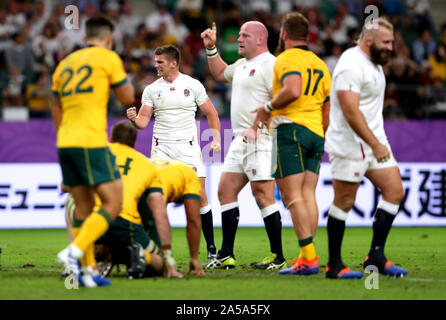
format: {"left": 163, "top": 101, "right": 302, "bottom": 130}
{"left": 111, "top": 77, "right": 128, "bottom": 89}
{"left": 52, "top": 90, "right": 59, "bottom": 96}
{"left": 182, "top": 194, "right": 201, "bottom": 201}
{"left": 147, "top": 187, "right": 163, "bottom": 194}
{"left": 324, "top": 96, "right": 330, "bottom": 103}
{"left": 280, "top": 71, "right": 301, "bottom": 83}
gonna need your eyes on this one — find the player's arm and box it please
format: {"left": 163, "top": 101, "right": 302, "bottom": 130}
{"left": 146, "top": 192, "right": 183, "bottom": 278}
{"left": 250, "top": 74, "right": 302, "bottom": 130}
{"left": 51, "top": 94, "right": 62, "bottom": 132}
{"left": 183, "top": 197, "right": 205, "bottom": 276}
{"left": 201, "top": 22, "right": 228, "bottom": 83}
{"left": 199, "top": 98, "right": 221, "bottom": 153}
{"left": 127, "top": 104, "right": 153, "bottom": 129}
{"left": 337, "top": 90, "right": 389, "bottom": 162}
{"left": 113, "top": 82, "right": 135, "bottom": 107}
{"left": 322, "top": 100, "right": 330, "bottom": 133}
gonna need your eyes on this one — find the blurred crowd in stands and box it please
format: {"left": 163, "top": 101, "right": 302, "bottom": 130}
{"left": 0, "top": 0, "right": 445, "bottom": 120}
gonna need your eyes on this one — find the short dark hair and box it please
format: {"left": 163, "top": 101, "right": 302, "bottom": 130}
{"left": 154, "top": 45, "right": 181, "bottom": 66}
{"left": 281, "top": 12, "right": 309, "bottom": 42}
{"left": 85, "top": 16, "right": 115, "bottom": 40}
{"left": 111, "top": 120, "right": 137, "bottom": 148}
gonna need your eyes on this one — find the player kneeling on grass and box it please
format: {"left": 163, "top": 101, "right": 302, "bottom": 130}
{"left": 61, "top": 121, "right": 205, "bottom": 285}
{"left": 64, "top": 193, "right": 167, "bottom": 281}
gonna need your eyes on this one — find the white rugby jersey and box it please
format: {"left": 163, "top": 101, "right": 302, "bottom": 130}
{"left": 224, "top": 52, "right": 275, "bottom": 136}
{"left": 325, "top": 46, "right": 388, "bottom": 160}
{"left": 141, "top": 73, "right": 208, "bottom": 142}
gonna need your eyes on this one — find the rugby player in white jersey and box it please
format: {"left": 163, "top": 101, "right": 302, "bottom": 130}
{"left": 126, "top": 45, "right": 221, "bottom": 259}
{"left": 200, "top": 21, "right": 285, "bottom": 270}
{"left": 324, "top": 17, "right": 407, "bottom": 279}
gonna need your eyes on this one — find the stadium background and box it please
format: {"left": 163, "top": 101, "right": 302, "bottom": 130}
{"left": 0, "top": 0, "right": 445, "bottom": 229}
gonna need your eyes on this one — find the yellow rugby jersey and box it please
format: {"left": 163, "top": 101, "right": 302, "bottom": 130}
{"left": 271, "top": 46, "right": 331, "bottom": 138}
{"left": 95, "top": 143, "right": 163, "bottom": 225}
{"left": 52, "top": 46, "right": 128, "bottom": 148}
{"left": 149, "top": 158, "right": 201, "bottom": 203}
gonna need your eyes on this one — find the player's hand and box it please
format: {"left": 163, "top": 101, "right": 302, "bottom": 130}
{"left": 200, "top": 21, "right": 217, "bottom": 49}
{"left": 164, "top": 266, "right": 184, "bottom": 278}
{"left": 187, "top": 258, "right": 205, "bottom": 276}
{"left": 251, "top": 106, "right": 271, "bottom": 129}
{"left": 210, "top": 140, "right": 221, "bottom": 153}
{"left": 241, "top": 126, "right": 259, "bottom": 143}
{"left": 372, "top": 143, "right": 391, "bottom": 163}
{"left": 126, "top": 107, "right": 137, "bottom": 121}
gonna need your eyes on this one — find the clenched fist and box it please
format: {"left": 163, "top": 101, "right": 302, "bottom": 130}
{"left": 126, "top": 107, "right": 137, "bottom": 121}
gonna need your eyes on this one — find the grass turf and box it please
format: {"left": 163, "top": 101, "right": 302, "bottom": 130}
{"left": 0, "top": 227, "right": 445, "bottom": 300}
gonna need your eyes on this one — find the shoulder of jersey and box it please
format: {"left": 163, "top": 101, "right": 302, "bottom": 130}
{"left": 111, "top": 143, "right": 148, "bottom": 162}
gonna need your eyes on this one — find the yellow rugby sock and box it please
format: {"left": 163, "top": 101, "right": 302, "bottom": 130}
{"left": 297, "top": 236, "right": 315, "bottom": 259}
{"left": 82, "top": 244, "right": 96, "bottom": 268}
{"left": 73, "top": 227, "right": 81, "bottom": 239}
{"left": 73, "top": 209, "right": 112, "bottom": 253}
{"left": 144, "top": 250, "right": 151, "bottom": 265}
{"left": 299, "top": 237, "right": 316, "bottom": 261}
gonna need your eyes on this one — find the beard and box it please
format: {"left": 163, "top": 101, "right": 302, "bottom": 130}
{"left": 370, "top": 42, "right": 391, "bottom": 65}
{"left": 275, "top": 37, "right": 285, "bottom": 55}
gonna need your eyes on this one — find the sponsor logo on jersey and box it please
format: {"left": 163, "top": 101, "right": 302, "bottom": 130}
{"left": 170, "top": 87, "right": 176, "bottom": 91}
{"left": 184, "top": 89, "right": 190, "bottom": 97}
{"left": 249, "top": 69, "right": 256, "bottom": 77}
{"left": 156, "top": 91, "right": 162, "bottom": 100}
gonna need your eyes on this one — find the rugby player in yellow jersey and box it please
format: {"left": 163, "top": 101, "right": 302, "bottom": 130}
{"left": 249, "top": 12, "right": 331, "bottom": 276}
{"left": 52, "top": 16, "right": 135, "bottom": 286}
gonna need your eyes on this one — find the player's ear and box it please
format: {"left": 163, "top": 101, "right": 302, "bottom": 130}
{"left": 105, "top": 34, "right": 113, "bottom": 49}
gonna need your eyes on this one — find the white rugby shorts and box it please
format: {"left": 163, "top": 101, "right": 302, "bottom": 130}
{"left": 151, "top": 137, "right": 206, "bottom": 178}
{"left": 328, "top": 144, "right": 398, "bottom": 183}
{"left": 222, "top": 133, "right": 274, "bottom": 181}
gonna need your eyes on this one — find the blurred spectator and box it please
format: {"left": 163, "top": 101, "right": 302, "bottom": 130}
{"left": 28, "top": 0, "right": 52, "bottom": 39}
{"left": 145, "top": 1, "right": 173, "bottom": 33}
{"left": 324, "top": 43, "right": 342, "bottom": 75}
{"left": 32, "top": 22, "right": 59, "bottom": 70}
{"left": 118, "top": 1, "right": 142, "bottom": 38}
{"left": 400, "top": 15, "right": 419, "bottom": 47}
{"left": 428, "top": 42, "right": 446, "bottom": 83}
{"left": 406, "top": 0, "right": 434, "bottom": 33}
{"left": 412, "top": 28, "right": 436, "bottom": 64}
{"left": 330, "top": 2, "right": 358, "bottom": 46}
{"left": 307, "top": 8, "right": 324, "bottom": 55}
{"left": 176, "top": 0, "right": 203, "bottom": 18}
{"left": 387, "top": 57, "right": 424, "bottom": 118}
{"left": 343, "top": 27, "right": 359, "bottom": 50}
{"left": 105, "top": 1, "right": 124, "bottom": 54}
{"left": 2, "top": 66, "right": 24, "bottom": 107}
{"left": 0, "top": 10, "right": 15, "bottom": 51}
{"left": 5, "top": 1, "right": 26, "bottom": 32}
{"left": 220, "top": 1, "right": 242, "bottom": 64}
{"left": 167, "top": 11, "right": 190, "bottom": 46}
{"left": 4, "top": 31, "right": 35, "bottom": 74}
{"left": 25, "top": 70, "right": 52, "bottom": 118}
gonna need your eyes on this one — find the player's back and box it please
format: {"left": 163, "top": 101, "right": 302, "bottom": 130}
{"left": 52, "top": 47, "right": 127, "bottom": 148}
{"left": 271, "top": 47, "right": 331, "bottom": 137}
{"left": 109, "top": 143, "right": 162, "bottom": 225}
{"left": 150, "top": 158, "right": 201, "bottom": 203}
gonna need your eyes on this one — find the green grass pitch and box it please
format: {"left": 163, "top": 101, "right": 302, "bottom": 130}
{"left": 0, "top": 227, "right": 445, "bottom": 300}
